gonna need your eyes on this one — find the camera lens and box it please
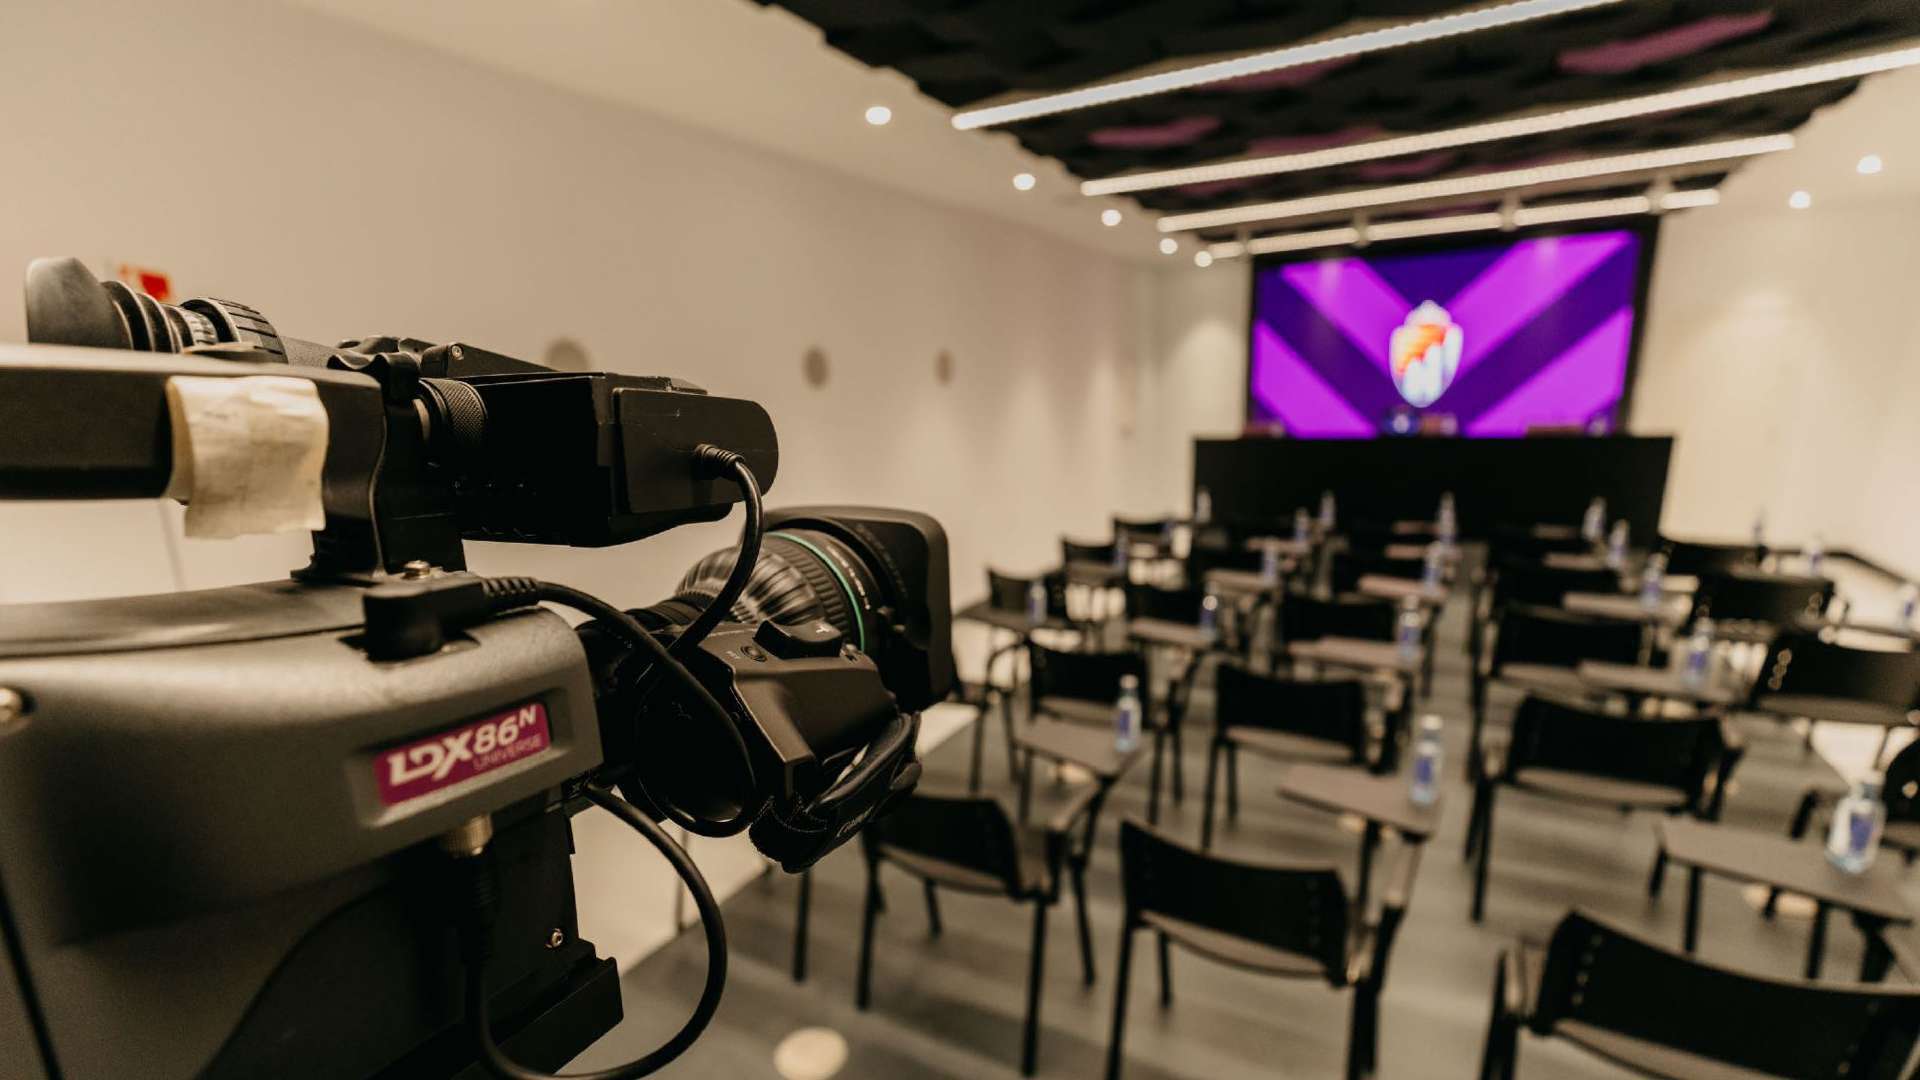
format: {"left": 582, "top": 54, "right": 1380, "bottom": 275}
{"left": 667, "top": 527, "right": 884, "bottom": 657}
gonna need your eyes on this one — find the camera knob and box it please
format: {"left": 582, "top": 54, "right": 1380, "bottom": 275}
{"left": 753, "top": 618, "right": 845, "bottom": 660}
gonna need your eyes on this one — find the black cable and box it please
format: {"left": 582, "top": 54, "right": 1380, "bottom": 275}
{"left": 479, "top": 577, "right": 758, "bottom": 835}
{"left": 668, "top": 448, "right": 763, "bottom": 661}
{"left": 461, "top": 784, "right": 727, "bottom": 1080}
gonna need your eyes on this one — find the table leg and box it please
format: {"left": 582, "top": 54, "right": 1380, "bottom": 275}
{"left": 1683, "top": 866, "right": 1702, "bottom": 953}
{"left": 1356, "top": 820, "right": 1381, "bottom": 911}
{"left": 1806, "top": 901, "right": 1831, "bottom": 980}
{"left": 1860, "top": 916, "right": 1894, "bottom": 982}
{"left": 1018, "top": 749, "right": 1034, "bottom": 824}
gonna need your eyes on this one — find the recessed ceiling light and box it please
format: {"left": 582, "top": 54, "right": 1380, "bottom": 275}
{"left": 1011, "top": 172, "right": 1036, "bottom": 191}
{"left": 1101, "top": 208, "right": 1123, "bottom": 227}
{"left": 1158, "top": 134, "right": 1792, "bottom": 232}
{"left": 1789, "top": 190, "right": 1813, "bottom": 209}
{"left": 952, "top": 0, "right": 1625, "bottom": 130}
{"left": 1158, "top": 237, "right": 1179, "bottom": 255}
{"left": 864, "top": 105, "right": 892, "bottom": 126}
{"left": 1194, "top": 250, "right": 1215, "bottom": 267}
{"left": 1858, "top": 154, "right": 1885, "bottom": 175}
{"left": 1083, "top": 45, "right": 1920, "bottom": 197}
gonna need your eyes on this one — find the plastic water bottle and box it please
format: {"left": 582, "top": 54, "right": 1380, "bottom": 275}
{"left": 1806, "top": 533, "right": 1826, "bottom": 575}
{"left": 1683, "top": 617, "right": 1714, "bottom": 686}
{"left": 1197, "top": 592, "right": 1220, "bottom": 644}
{"left": 1410, "top": 715, "right": 1443, "bottom": 807}
{"left": 1422, "top": 541, "right": 1445, "bottom": 588}
{"left": 1396, "top": 598, "right": 1423, "bottom": 663}
{"left": 1899, "top": 582, "right": 1919, "bottom": 628}
{"left": 1582, "top": 497, "right": 1606, "bottom": 543}
{"left": 1026, "top": 579, "right": 1047, "bottom": 623}
{"left": 1111, "top": 537, "right": 1129, "bottom": 572}
{"left": 1292, "top": 507, "right": 1311, "bottom": 545}
{"left": 1751, "top": 509, "right": 1767, "bottom": 550}
{"left": 1436, "top": 492, "right": 1457, "bottom": 545}
{"left": 1605, "top": 521, "right": 1628, "bottom": 571}
{"left": 1114, "top": 674, "right": 1142, "bottom": 753}
{"left": 1194, "top": 487, "right": 1212, "bottom": 525}
{"left": 1827, "top": 773, "right": 1886, "bottom": 875}
{"left": 1259, "top": 540, "right": 1281, "bottom": 585}
{"left": 1318, "top": 490, "right": 1337, "bottom": 532}
{"left": 1639, "top": 551, "right": 1668, "bottom": 610}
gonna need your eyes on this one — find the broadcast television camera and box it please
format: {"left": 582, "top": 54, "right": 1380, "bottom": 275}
{"left": 0, "top": 259, "right": 954, "bottom": 1079}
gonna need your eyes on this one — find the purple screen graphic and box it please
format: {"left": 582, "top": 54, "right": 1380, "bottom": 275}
{"left": 1247, "top": 228, "right": 1645, "bottom": 438}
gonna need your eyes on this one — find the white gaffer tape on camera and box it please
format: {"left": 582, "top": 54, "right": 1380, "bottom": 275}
{"left": 163, "top": 374, "right": 329, "bottom": 538}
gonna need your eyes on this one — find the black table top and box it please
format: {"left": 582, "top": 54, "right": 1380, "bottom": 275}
{"left": 1357, "top": 575, "right": 1448, "bottom": 606}
{"left": 1577, "top": 660, "right": 1746, "bottom": 707}
{"left": 1277, "top": 764, "right": 1442, "bottom": 839}
{"left": 1128, "top": 617, "right": 1217, "bottom": 651}
{"left": 1205, "top": 568, "right": 1285, "bottom": 597}
{"left": 1563, "top": 591, "right": 1690, "bottom": 627}
{"left": 1288, "top": 636, "right": 1422, "bottom": 676}
{"left": 954, "top": 600, "right": 1071, "bottom": 635}
{"left": 1064, "top": 560, "right": 1127, "bottom": 587}
{"left": 1011, "top": 718, "right": 1143, "bottom": 781}
{"left": 1658, "top": 818, "right": 1912, "bottom": 922}
{"left": 1748, "top": 694, "right": 1916, "bottom": 730}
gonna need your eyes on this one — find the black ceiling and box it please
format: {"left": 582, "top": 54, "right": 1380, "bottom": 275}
{"left": 762, "top": 0, "right": 1920, "bottom": 227}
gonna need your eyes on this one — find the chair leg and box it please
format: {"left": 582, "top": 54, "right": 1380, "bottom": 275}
{"left": 1201, "top": 739, "right": 1223, "bottom": 849}
{"left": 1647, "top": 847, "right": 1667, "bottom": 900}
{"left": 924, "top": 880, "right": 943, "bottom": 938}
{"left": 1022, "top": 901, "right": 1050, "bottom": 1076}
{"left": 1071, "top": 863, "right": 1096, "bottom": 986}
{"left": 1105, "top": 924, "right": 1136, "bottom": 1080}
{"left": 1226, "top": 744, "right": 1241, "bottom": 821}
{"left": 1147, "top": 728, "right": 1165, "bottom": 826}
{"left": 792, "top": 869, "right": 812, "bottom": 983}
{"left": 1170, "top": 720, "right": 1186, "bottom": 804}
{"left": 857, "top": 864, "right": 881, "bottom": 1009}
{"left": 1472, "top": 785, "right": 1497, "bottom": 923}
{"left": 1003, "top": 689, "right": 1020, "bottom": 785}
{"left": 1347, "top": 984, "right": 1380, "bottom": 1080}
{"left": 1463, "top": 778, "right": 1486, "bottom": 862}
{"left": 1157, "top": 931, "right": 1173, "bottom": 1007}
{"left": 1478, "top": 958, "right": 1518, "bottom": 1080}
{"left": 969, "top": 699, "right": 986, "bottom": 795}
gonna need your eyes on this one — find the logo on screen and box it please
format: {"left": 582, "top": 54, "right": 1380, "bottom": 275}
{"left": 1389, "top": 301, "right": 1463, "bottom": 407}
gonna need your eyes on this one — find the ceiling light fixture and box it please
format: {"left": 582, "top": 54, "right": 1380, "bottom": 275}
{"left": 952, "top": 0, "right": 1624, "bottom": 130}
{"left": 864, "top": 105, "right": 892, "bottom": 126}
{"left": 1158, "top": 237, "right": 1180, "bottom": 255}
{"left": 1788, "top": 190, "right": 1813, "bottom": 209}
{"left": 1158, "top": 134, "right": 1790, "bottom": 232}
{"left": 1207, "top": 188, "right": 1720, "bottom": 260}
{"left": 1101, "top": 208, "right": 1124, "bottom": 226}
{"left": 1012, "top": 172, "right": 1037, "bottom": 190}
{"left": 1858, "top": 153, "right": 1885, "bottom": 175}
{"left": 1083, "top": 45, "right": 1920, "bottom": 196}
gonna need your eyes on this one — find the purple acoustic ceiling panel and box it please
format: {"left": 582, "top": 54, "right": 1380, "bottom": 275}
{"left": 1247, "top": 227, "right": 1647, "bottom": 438}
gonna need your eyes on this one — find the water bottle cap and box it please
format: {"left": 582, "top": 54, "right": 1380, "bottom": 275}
{"left": 1401, "top": 596, "right": 1420, "bottom": 611}
{"left": 1120, "top": 674, "right": 1139, "bottom": 689}
{"left": 1419, "top": 714, "right": 1442, "bottom": 733}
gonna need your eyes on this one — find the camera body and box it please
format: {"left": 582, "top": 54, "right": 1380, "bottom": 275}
{"left": 0, "top": 261, "right": 954, "bottom": 1079}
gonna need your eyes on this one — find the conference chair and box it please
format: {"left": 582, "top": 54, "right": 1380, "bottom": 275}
{"left": 1279, "top": 592, "right": 1397, "bottom": 647}
{"left": 1479, "top": 909, "right": 1920, "bottom": 1080}
{"left": 1764, "top": 736, "right": 1920, "bottom": 917}
{"left": 1107, "top": 819, "right": 1418, "bottom": 1080}
{"left": 1688, "top": 568, "right": 1834, "bottom": 638}
{"left": 1472, "top": 560, "right": 1625, "bottom": 675}
{"left": 1658, "top": 537, "right": 1759, "bottom": 576}
{"left": 1469, "top": 603, "right": 1642, "bottom": 771}
{"left": 966, "top": 568, "right": 1074, "bottom": 789}
{"left": 1748, "top": 628, "right": 1920, "bottom": 762}
{"left": 1024, "top": 642, "right": 1190, "bottom": 821}
{"left": 1200, "top": 664, "right": 1372, "bottom": 848}
{"left": 1063, "top": 535, "right": 1126, "bottom": 621}
{"left": 1330, "top": 549, "right": 1427, "bottom": 596}
{"left": 858, "top": 788, "right": 1101, "bottom": 1076}
{"left": 1466, "top": 696, "right": 1742, "bottom": 923}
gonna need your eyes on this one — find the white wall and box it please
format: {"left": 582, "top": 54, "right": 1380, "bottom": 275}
{"left": 0, "top": 0, "right": 1177, "bottom": 638}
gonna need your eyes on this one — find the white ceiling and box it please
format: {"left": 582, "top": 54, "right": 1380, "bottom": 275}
{"left": 291, "top": 0, "right": 1918, "bottom": 254}
{"left": 288, "top": 0, "right": 1173, "bottom": 264}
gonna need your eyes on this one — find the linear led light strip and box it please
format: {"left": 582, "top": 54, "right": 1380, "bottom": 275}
{"left": 1160, "top": 134, "right": 1786, "bottom": 232}
{"left": 1087, "top": 44, "right": 1920, "bottom": 197}
{"left": 1205, "top": 189, "right": 1721, "bottom": 260}
{"left": 951, "top": 0, "right": 1625, "bottom": 131}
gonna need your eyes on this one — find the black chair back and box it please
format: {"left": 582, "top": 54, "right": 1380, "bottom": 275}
{"left": 1492, "top": 559, "right": 1621, "bottom": 610}
{"left": 1659, "top": 538, "right": 1758, "bottom": 576}
{"left": 1119, "top": 820, "right": 1348, "bottom": 984}
{"left": 987, "top": 568, "right": 1069, "bottom": 619}
{"left": 1187, "top": 543, "right": 1264, "bottom": 582}
{"left": 1113, "top": 517, "right": 1172, "bottom": 546}
{"left": 1062, "top": 537, "right": 1116, "bottom": 566}
{"left": 1280, "top": 593, "right": 1396, "bottom": 644}
{"left": 1503, "top": 697, "right": 1726, "bottom": 802}
{"left": 866, "top": 791, "right": 1024, "bottom": 895}
{"left": 1530, "top": 910, "right": 1920, "bottom": 1079}
{"left": 1215, "top": 664, "right": 1368, "bottom": 762}
{"left": 1029, "top": 643, "right": 1147, "bottom": 708}
{"left": 1755, "top": 631, "right": 1920, "bottom": 711}
{"left": 1331, "top": 549, "right": 1425, "bottom": 594}
{"left": 1491, "top": 604, "right": 1642, "bottom": 673}
{"left": 1691, "top": 569, "right": 1833, "bottom": 626}
{"left": 1488, "top": 524, "right": 1592, "bottom": 562}
{"left": 1127, "top": 583, "right": 1207, "bottom": 625}
{"left": 1884, "top": 738, "right": 1920, "bottom": 827}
